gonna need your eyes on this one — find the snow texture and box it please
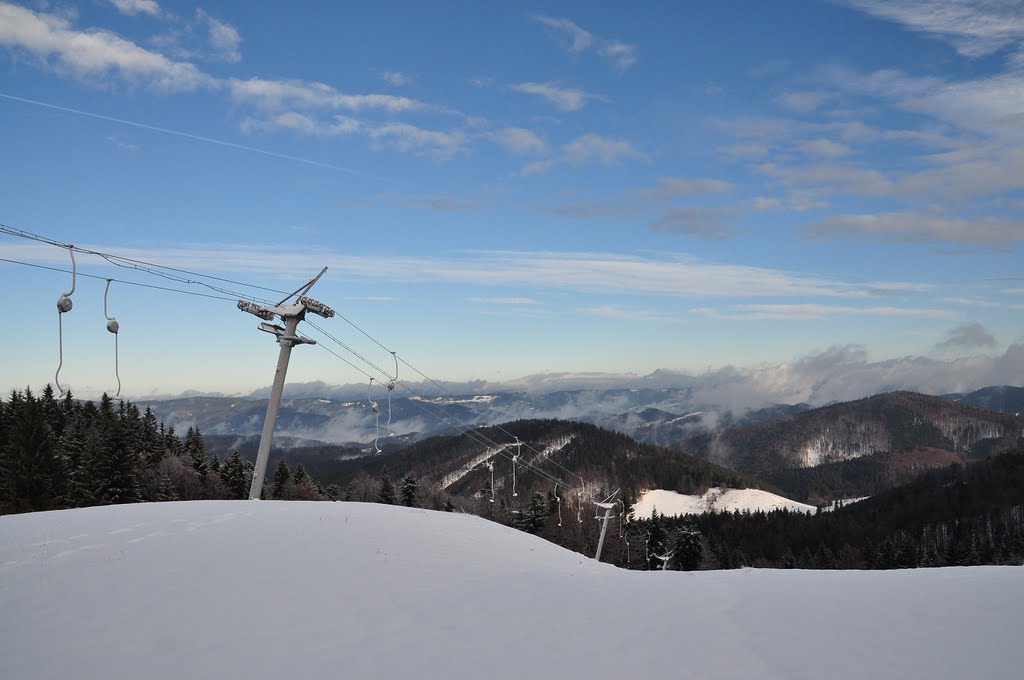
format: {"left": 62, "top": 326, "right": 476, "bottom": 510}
{"left": 1, "top": 501, "right": 1020, "bottom": 679}
{"left": 632, "top": 487, "right": 817, "bottom": 518}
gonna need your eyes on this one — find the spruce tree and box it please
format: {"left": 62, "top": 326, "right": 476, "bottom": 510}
{"left": 271, "top": 459, "right": 291, "bottom": 499}
{"left": 399, "top": 473, "right": 418, "bottom": 507}
{"left": 377, "top": 466, "right": 397, "bottom": 505}
{"left": 220, "top": 452, "right": 249, "bottom": 500}
{"left": 672, "top": 520, "right": 703, "bottom": 571}
{"left": 293, "top": 463, "right": 308, "bottom": 486}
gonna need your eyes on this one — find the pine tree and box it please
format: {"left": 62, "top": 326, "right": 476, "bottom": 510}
{"left": 377, "top": 466, "right": 397, "bottom": 505}
{"left": 1, "top": 388, "right": 63, "bottom": 512}
{"left": 672, "top": 520, "right": 703, "bottom": 571}
{"left": 271, "top": 459, "right": 291, "bottom": 499}
{"left": 399, "top": 473, "right": 418, "bottom": 507}
{"left": 91, "top": 405, "right": 141, "bottom": 505}
{"left": 184, "top": 427, "right": 208, "bottom": 479}
{"left": 220, "top": 451, "right": 249, "bottom": 500}
{"left": 524, "top": 491, "right": 549, "bottom": 533}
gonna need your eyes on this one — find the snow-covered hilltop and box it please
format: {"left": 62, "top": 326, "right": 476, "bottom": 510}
{"left": 1, "top": 501, "right": 1020, "bottom": 679}
{"left": 632, "top": 487, "right": 818, "bottom": 518}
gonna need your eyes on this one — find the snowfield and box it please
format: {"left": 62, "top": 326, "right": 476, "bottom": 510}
{"left": 1, "top": 501, "right": 1020, "bottom": 680}
{"left": 632, "top": 487, "right": 817, "bottom": 518}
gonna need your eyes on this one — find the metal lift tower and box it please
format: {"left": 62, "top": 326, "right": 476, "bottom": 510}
{"left": 238, "top": 267, "right": 334, "bottom": 500}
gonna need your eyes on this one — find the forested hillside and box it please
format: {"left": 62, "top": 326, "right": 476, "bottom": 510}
{"left": 0, "top": 387, "right": 333, "bottom": 515}
{"left": 5, "top": 387, "right": 1023, "bottom": 573}
{"left": 683, "top": 391, "right": 1024, "bottom": 501}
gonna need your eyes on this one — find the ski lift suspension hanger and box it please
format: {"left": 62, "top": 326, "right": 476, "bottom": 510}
{"left": 238, "top": 267, "right": 334, "bottom": 500}
{"left": 54, "top": 244, "right": 76, "bottom": 396}
{"left": 512, "top": 436, "right": 521, "bottom": 497}
{"left": 103, "top": 279, "right": 122, "bottom": 400}
{"left": 385, "top": 351, "right": 397, "bottom": 437}
{"left": 368, "top": 377, "right": 383, "bottom": 454}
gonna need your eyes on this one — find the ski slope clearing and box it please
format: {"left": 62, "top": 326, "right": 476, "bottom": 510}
{"left": 633, "top": 487, "right": 817, "bottom": 518}
{"left": 1, "top": 501, "right": 1020, "bottom": 680}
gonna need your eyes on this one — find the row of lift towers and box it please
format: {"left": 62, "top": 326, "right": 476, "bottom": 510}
{"left": 235, "top": 268, "right": 621, "bottom": 562}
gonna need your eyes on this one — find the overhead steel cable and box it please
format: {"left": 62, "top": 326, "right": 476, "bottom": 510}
{"left": 3, "top": 223, "right": 586, "bottom": 490}
{"left": 0, "top": 257, "right": 243, "bottom": 302}
{"left": 301, "top": 324, "right": 569, "bottom": 489}
{"left": 1, "top": 223, "right": 288, "bottom": 301}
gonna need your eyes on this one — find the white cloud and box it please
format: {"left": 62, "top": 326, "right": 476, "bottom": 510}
{"left": 523, "top": 134, "right": 646, "bottom": 174}
{"left": 398, "top": 193, "right": 480, "bottom": 212}
{"left": 798, "top": 138, "right": 851, "bottom": 158}
{"left": 109, "top": 0, "right": 161, "bottom": 17}
{"left": 531, "top": 14, "right": 637, "bottom": 71}
{"left": 934, "top": 322, "right": 998, "bottom": 351}
{"left": 196, "top": 9, "right": 241, "bottom": 64}
{"left": 240, "top": 112, "right": 465, "bottom": 158}
{"left": 777, "top": 91, "right": 832, "bottom": 113}
{"left": 509, "top": 82, "right": 604, "bottom": 112}
{"left": 835, "top": 0, "right": 1024, "bottom": 58}
{"left": 227, "top": 77, "right": 432, "bottom": 113}
{"left": 368, "top": 122, "right": 467, "bottom": 159}
{"left": 0, "top": 2, "right": 212, "bottom": 91}
{"left": 651, "top": 208, "right": 736, "bottom": 240}
{"left": 579, "top": 305, "right": 675, "bottom": 322}
{"left": 693, "top": 303, "right": 954, "bottom": 321}
{"left": 531, "top": 15, "right": 593, "bottom": 52}
{"left": 598, "top": 40, "right": 636, "bottom": 71}
{"left": 533, "top": 198, "right": 640, "bottom": 219}
{"left": 489, "top": 127, "right": 546, "bottom": 154}
{"left": 638, "top": 176, "right": 735, "bottom": 200}
{"left": 1, "top": 241, "right": 930, "bottom": 301}
{"left": 802, "top": 211, "right": 1024, "bottom": 245}
{"left": 378, "top": 70, "right": 410, "bottom": 86}
{"left": 942, "top": 296, "right": 1000, "bottom": 307}
{"left": 467, "top": 297, "right": 538, "bottom": 305}
{"left": 562, "top": 134, "right": 645, "bottom": 166}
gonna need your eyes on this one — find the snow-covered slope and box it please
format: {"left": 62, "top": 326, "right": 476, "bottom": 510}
{"left": 633, "top": 487, "right": 817, "bottom": 518}
{"left": 2, "top": 501, "right": 1020, "bottom": 680}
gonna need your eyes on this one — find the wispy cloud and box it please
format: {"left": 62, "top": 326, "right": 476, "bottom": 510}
{"left": 934, "top": 322, "right": 998, "bottom": 351}
{"left": 1, "top": 240, "right": 935, "bottom": 301}
{"left": 488, "top": 127, "right": 546, "bottom": 155}
{"left": 835, "top": 0, "right": 1024, "bottom": 58}
{"left": 467, "top": 297, "right": 538, "bottom": 305}
{"left": 579, "top": 305, "right": 675, "bottom": 322}
{"left": 239, "top": 112, "right": 467, "bottom": 159}
{"left": 693, "top": 303, "right": 954, "bottom": 321}
{"left": 108, "top": 0, "right": 162, "bottom": 18}
{"left": 802, "top": 211, "right": 1024, "bottom": 245}
{"left": 196, "top": 9, "right": 241, "bottom": 63}
{"left": 106, "top": 135, "right": 138, "bottom": 151}
{"left": 0, "top": 2, "right": 212, "bottom": 91}
{"left": 942, "top": 296, "right": 1000, "bottom": 308}
{"left": 227, "top": 77, "right": 433, "bottom": 113}
{"left": 598, "top": 40, "right": 637, "bottom": 71}
{"left": 377, "top": 70, "right": 410, "bottom": 86}
{"left": 396, "top": 193, "right": 481, "bottom": 212}
{"left": 531, "top": 14, "right": 636, "bottom": 71}
{"left": 637, "top": 177, "right": 735, "bottom": 200}
{"left": 509, "top": 82, "right": 606, "bottom": 112}
{"left": 532, "top": 198, "right": 640, "bottom": 219}
{"left": 651, "top": 208, "right": 737, "bottom": 240}
{"left": 523, "top": 134, "right": 646, "bottom": 174}
{"left": 777, "top": 90, "right": 833, "bottom": 113}
{"left": 797, "top": 138, "right": 851, "bottom": 158}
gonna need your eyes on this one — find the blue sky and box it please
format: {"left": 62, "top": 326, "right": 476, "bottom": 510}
{"left": 0, "top": 0, "right": 1022, "bottom": 399}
